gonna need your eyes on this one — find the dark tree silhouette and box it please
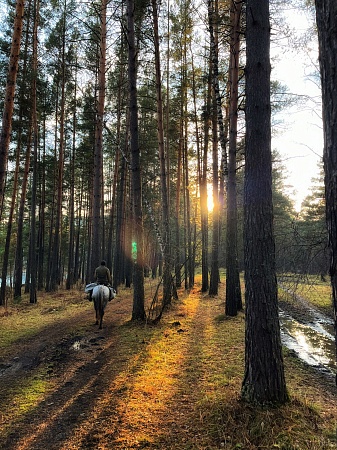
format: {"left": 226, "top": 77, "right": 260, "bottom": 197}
{"left": 315, "top": 0, "right": 337, "bottom": 375}
{"left": 241, "top": 0, "right": 288, "bottom": 404}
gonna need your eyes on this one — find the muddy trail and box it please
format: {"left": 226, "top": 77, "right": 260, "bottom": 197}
{"left": 278, "top": 284, "right": 336, "bottom": 379}
{"left": 1, "top": 285, "right": 337, "bottom": 450}
{"left": 0, "top": 289, "right": 226, "bottom": 450}
{"left": 0, "top": 293, "right": 146, "bottom": 450}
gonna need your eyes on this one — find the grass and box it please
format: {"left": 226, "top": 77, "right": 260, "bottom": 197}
{"left": 0, "top": 288, "right": 90, "bottom": 353}
{"left": 278, "top": 273, "right": 334, "bottom": 315}
{"left": 0, "top": 276, "right": 336, "bottom": 449}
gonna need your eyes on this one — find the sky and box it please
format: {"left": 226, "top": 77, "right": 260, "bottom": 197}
{"left": 270, "top": 7, "right": 323, "bottom": 212}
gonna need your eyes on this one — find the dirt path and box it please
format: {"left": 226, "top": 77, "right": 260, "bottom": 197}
{"left": 0, "top": 289, "right": 232, "bottom": 449}
{"left": 1, "top": 286, "right": 336, "bottom": 450}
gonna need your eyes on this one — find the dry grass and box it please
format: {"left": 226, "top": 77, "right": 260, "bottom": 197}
{"left": 279, "top": 274, "right": 333, "bottom": 315}
{"left": 0, "top": 277, "right": 336, "bottom": 449}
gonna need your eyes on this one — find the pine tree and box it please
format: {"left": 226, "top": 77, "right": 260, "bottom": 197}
{"left": 241, "top": 0, "right": 288, "bottom": 404}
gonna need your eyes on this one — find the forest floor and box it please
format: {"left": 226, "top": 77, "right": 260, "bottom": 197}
{"left": 0, "top": 277, "right": 336, "bottom": 450}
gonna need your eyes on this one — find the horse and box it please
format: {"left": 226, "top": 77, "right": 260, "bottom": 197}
{"left": 92, "top": 284, "right": 110, "bottom": 329}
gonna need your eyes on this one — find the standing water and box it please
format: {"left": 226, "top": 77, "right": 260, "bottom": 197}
{"left": 279, "top": 303, "right": 336, "bottom": 379}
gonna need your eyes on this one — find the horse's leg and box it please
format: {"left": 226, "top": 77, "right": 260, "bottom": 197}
{"left": 98, "top": 288, "right": 104, "bottom": 329}
{"left": 99, "top": 309, "right": 103, "bottom": 329}
{"left": 94, "top": 299, "right": 99, "bottom": 325}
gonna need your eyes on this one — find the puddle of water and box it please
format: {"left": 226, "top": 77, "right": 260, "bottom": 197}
{"left": 72, "top": 341, "right": 81, "bottom": 351}
{"left": 280, "top": 310, "right": 337, "bottom": 377}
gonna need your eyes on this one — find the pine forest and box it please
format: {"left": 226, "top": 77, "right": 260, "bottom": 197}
{"left": 1, "top": 0, "right": 337, "bottom": 447}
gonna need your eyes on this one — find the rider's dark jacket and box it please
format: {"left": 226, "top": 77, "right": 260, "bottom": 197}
{"left": 94, "top": 265, "right": 112, "bottom": 285}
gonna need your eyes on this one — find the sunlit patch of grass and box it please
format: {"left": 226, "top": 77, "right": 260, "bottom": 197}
{"left": 14, "top": 376, "right": 49, "bottom": 414}
{"left": 0, "top": 368, "right": 52, "bottom": 437}
{"left": 197, "top": 376, "right": 336, "bottom": 449}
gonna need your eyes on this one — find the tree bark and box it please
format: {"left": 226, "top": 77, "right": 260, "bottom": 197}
{"left": 175, "top": 134, "right": 182, "bottom": 289}
{"left": 194, "top": 49, "right": 209, "bottom": 293}
{"left": 152, "top": 0, "right": 172, "bottom": 305}
{"left": 49, "top": 2, "right": 66, "bottom": 291}
{"left": 91, "top": 0, "right": 107, "bottom": 274}
{"left": 241, "top": 0, "right": 288, "bottom": 404}
{"left": 66, "top": 87, "right": 77, "bottom": 290}
{"left": 225, "top": 0, "right": 242, "bottom": 316}
{"left": 208, "top": 0, "right": 221, "bottom": 296}
{"left": 28, "top": 0, "right": 39, "bottom": 304}
{"left": 209, "top": 88, "right": 219, "bottom": 296}
{"left": 113, "top": 154, "right": 127, "bottom": 290}
{"left": 208, "top": 0, "right": 228, "bottom": 182}
{"left": 0, "top": 0, "right": 26, "bottom": 218}
{"left": 0, "top": 138, "right": 21, "bottom": 305}
{"left": 127, "top": 0, "right": 145, "bottom": 320}
{"left": 37, "top": 113, "right": 46, "bottom": 290}
{"left": 314, "top": 0, "right": 337, "bottom": 374}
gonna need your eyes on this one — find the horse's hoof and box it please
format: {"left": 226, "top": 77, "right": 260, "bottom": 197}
{"left": 95, "top": 321, "right": 98, "bottom": 325}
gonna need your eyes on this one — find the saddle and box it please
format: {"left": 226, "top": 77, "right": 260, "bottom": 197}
{"left": 84, "top": 282, "right": 116, "bottom": 301}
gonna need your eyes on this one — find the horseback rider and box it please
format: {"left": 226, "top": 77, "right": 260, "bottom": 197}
{"left": 87, "top": 260, "right": 113, "bottom": 301}
{"left": 94, "top": 260, "right": 112, "bottom": 285}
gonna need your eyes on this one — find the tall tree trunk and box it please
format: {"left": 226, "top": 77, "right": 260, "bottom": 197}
{"left": 0, "top": 23, "right": 32, "bottom": 301}
{"left": 0, "top": 138, "right": 21, "bottom": 305}
{"left": 91, "top": 0, "right": 107, "bottom": 274}
{"left": 14, "top": 126, "right": 32, "bottom": 298}
{"left": 113, "top": 154, "right": 127, "bottom": 290}
{"left": 109, "top": 20, "right": 126, "bottom": 288}
{"left": 4, "top": 0, "right": 33, "bottom": 299}
{"left": 175, "top": 134, "right": 182, "bottom": 288}
{"left": 28, "top": 0, "right": 39, "bottom": 304}
{"left": 183, "top": 119, "right": 193, "bottom": 288}
{"left": 241, "top": 0, "right": 288, "bottom": 404}
{"left": 190, "top": 45, "right": 203, "bottom": 290}
{"left": 166, "top": 0, "right": 171, "bottom": 253}
{"left": 45, "top": 85, "right": 58, "bottom": 291}
{"left": 225, "top": 0, "right": 242, "bottom": 316}
{"left": 152, "top": 0, "right": 172, "bottom": 305}
{"left": 314, "top": 0, "right": 337, "bottom": 376}
{"left": 208, "top": 0, "right": 228, "bottom": 183}
{"left": 66, "top": 98, "right": 76, "bottom": 290}
{"left": 200, "top": 59, "right": 212, "bottom": 293}
{"left": 0, "top": 0, "right": 26, "bottom": 218}
{"left": 127, "top": 0, "right": 145, "bottom": 320}
{"left": 74, "top": 183, "right": 84, "bottom": 283}
{"left": 209, "top": 89, "right": 219, "bottom": 296}
{"left": 182, "top": 36, "right": 193, "bottom": 289}
{"left": 37, "top": 115, "right": 46, "bottom": 290}
{"left": 208, "top": 0, "right": 221, "bottom": 296}
{"left": 106, "top": 140, "right": 119, "bottom": 274}
{"left": 49, "top": 2, "right": 67, "bottom": 291}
